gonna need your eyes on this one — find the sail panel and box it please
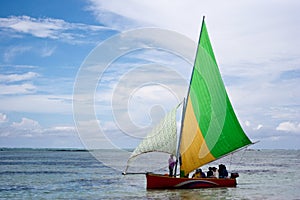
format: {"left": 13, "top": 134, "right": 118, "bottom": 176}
{"left": 128, "top": 104, "right": 179, "bottom": 160}
{"left": 180, "top": 96, "right": 215, "bottom": 174}
{"left": 180, "top": 20, "right": 252, "bottom": 176}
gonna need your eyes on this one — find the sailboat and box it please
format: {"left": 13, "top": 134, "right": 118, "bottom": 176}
{"left": 124, "top": 17, "right": 253, "bottom": 189}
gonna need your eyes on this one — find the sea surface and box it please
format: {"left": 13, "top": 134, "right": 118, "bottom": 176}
{"left": 0, "top": 149, "right": 299, "bottom": 200}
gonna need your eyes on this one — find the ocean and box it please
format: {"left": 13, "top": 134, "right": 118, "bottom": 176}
{"left": 0, "top": 149, "right": 299, "bottom": 199}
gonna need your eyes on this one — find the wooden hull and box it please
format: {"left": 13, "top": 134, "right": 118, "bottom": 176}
{"left": 146, "top": 173, "right": 237, "bottom": 189}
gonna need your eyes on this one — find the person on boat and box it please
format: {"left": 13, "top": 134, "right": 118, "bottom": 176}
{"left": 212, "top": 167, "right": 218, "bottom": 178}
{"left": 168, "top": 154, "right": 176, "bottom": 177}
{"left": 192, "top": 168, "right": 206, "bottom": 178}
{"left": 218, "top": 164, "right": 228, "bottom": 178}
{"left": 207, "top": 167, "right": 218, "bottom": 178}
{"left": 207, "top": 167, "right": 213, "bottom": 177}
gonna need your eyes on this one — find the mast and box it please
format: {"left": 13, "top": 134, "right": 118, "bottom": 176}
{"left": 175, "top": 16, "right": 206, "bottom": 176}
{"left": 174, "top": 97, "right": 185, "bottom": 176}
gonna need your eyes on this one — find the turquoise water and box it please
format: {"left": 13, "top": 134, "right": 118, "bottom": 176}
{"left": 0, "top": 149, "right": 299, "bottom": 199}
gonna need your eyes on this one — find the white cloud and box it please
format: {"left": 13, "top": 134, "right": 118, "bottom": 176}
{"left": 255, "top": 124, "right": 263, "bottom": 131}
{"left": 1, "top": 116, "right": 76, "bottom": 137}
{"left": 276, "top": 121, "right": 300, "bottom": 133}
{"left": 0, "top": 64, "right": 38, "bottom": 70}
{"left": 0, "top": 72, "right": 39, "bottom": 83}
{"left": 0, "top": 16, "right": 65, "bottom": 39}
{"left": 0, "top": 83, "right": 36, "bottom": 94}
{"left": 11, "top": 117, "right": 41, "bottom": 130}
{"left": 88, "top": 0, "right": 300, "bottom": 46}
{"left": 41, "top": 46, "right": 56, "bottom": 57}
{"left": 41, "top": 126, "right": 77, "bottom": 137}
{"left": 88, "top": 0, "right": 205, "bottom": 35}
{"left": 0, "top": 115, "right": 81, "bottom": 147}
{"left": 0, "top": 16, "right": 72, "bottom": 39}
{"left": 4, "top": 46, "right": 32, "bottom": 62}
{"left": 243, "top": 120, "right": 263, "bottom": 132}
{"left": 9, "top": 118, "right": 42, "bottom": 137}
{"left": 0, "top": 72, "right": 39, "bottom": 95}
{"left": 0, "top": 15, "right": 114, "bottom": 41}
{"left": 50, "top": 126, "right": 76, "bottom": 132}
{"left": 0, "top": 95, "right": 72, "bottom": 114}
{"left": 245, "top": 120, "right": 251, "bottom": 127}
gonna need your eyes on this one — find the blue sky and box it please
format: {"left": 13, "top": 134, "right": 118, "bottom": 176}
{"left": 0, "top": 0, "right": 299, "bottom": 149}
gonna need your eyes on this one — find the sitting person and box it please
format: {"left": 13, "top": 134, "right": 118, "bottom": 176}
{"left": 207, "top": 167, "right": 218, "bottom": 178}
{"left": 212, "top": 167, "right": 218, "bottom": 178}
{"left": 218, "top": 164, "right": 228, "bottom": 178}
{"left": 207, "top": 167, "right": 213, "bottom": 177}
{"left": 192, "top": 168, "right": 206, "bottom": 178}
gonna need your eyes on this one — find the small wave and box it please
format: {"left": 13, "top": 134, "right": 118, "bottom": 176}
{"left": 0, "top": 171, "right": 76, "bottom": 175}
{"left": 0, "top": 185, "right": 35, "bottom": 192}
{"left": 236, "top": 169, "right": 278, "bottom": 175}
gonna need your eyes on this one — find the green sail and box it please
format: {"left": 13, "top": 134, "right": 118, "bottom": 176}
{"left": 190, "top": 20, "right": 252, "bottom": 158}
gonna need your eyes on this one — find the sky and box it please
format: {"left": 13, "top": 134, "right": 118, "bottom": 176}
{"left": 0, "top": 0, "right": 299, "bottom": 149}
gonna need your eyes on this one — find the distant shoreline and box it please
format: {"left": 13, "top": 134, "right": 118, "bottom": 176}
{"left": 0, "top": 147, "right": 136, "bottom": 152}
{"left": 0, "top": 147, "right": 89, "bottom": 152}
{"left": 1, "top": 148, "right": 299, "bottom": 152}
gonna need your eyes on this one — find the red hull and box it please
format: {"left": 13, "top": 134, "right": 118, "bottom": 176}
{"left": 146, "top": 173, "right": 237, "bottom": 189}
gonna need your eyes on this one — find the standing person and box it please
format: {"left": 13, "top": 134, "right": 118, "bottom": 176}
{"left": 168, "top": 155, "right": 176, "bottom": 177}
